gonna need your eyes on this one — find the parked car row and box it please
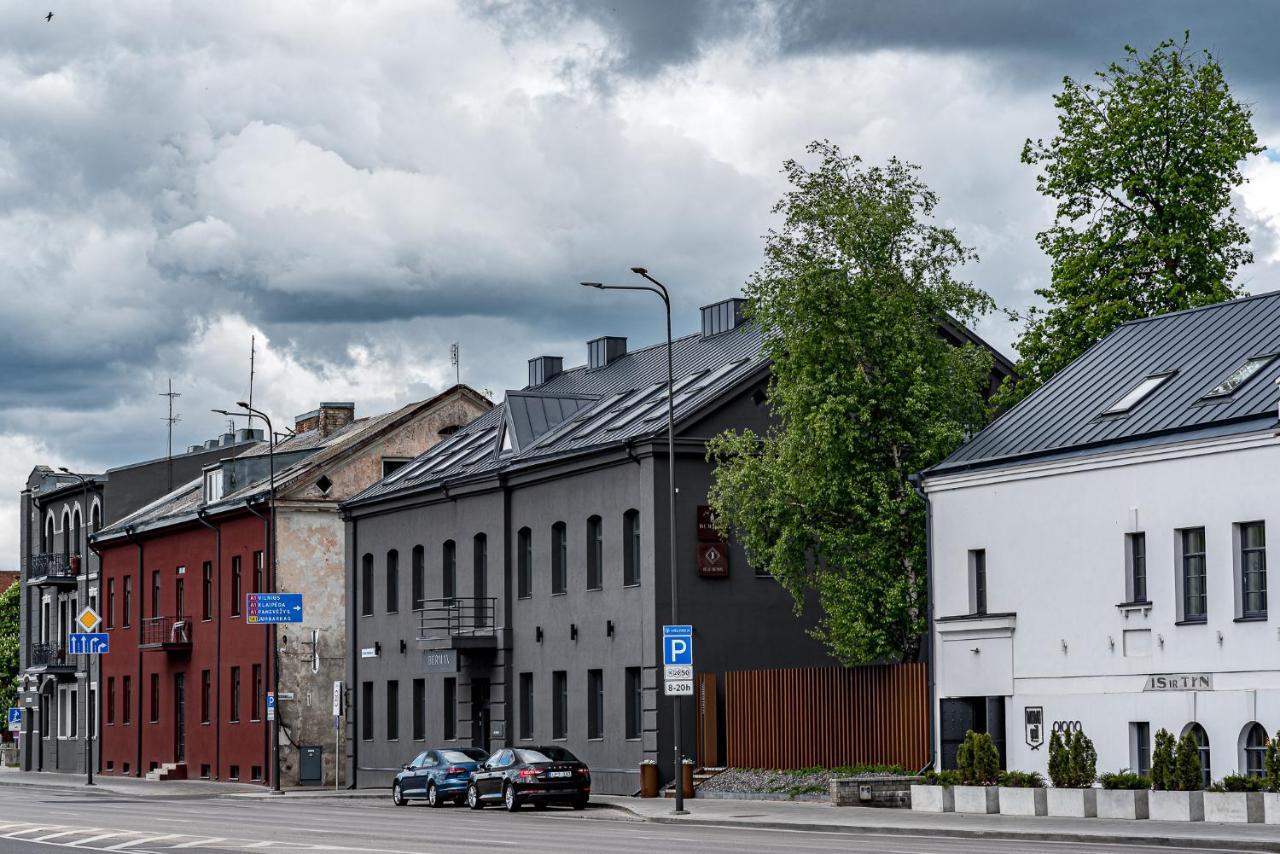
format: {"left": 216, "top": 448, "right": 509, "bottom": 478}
{"left": 392, "top": 745, "right": 591, "bottom": 812}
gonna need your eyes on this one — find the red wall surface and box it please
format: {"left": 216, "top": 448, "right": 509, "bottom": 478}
{"left": 98, "top": 512, "right": 274, "bottom": 784}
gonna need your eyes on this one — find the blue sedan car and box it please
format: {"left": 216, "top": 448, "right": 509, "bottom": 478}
{"left": 392, "top": 747, "right": 490, "bottom": 807}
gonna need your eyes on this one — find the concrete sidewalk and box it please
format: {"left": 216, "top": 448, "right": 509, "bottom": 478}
{"left": 0, "top": 767, "right": 382, "bottom": 799}
{"left": 591, "top": 794, "right": 1280, "bottom": 852}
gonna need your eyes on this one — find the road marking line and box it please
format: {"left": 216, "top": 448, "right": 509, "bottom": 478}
{"left": 6, "top": 826, "right": 62, "bottom": 837}
{"left": 103, "top": 834, "right": 180, "bottom": 849}
{"left": 69, "top": 832, "right": 133, "bottom": 846}
{"left": 33, "top": 830, "right": 100, "bottom": 842}
{"left": 172, "top": 838, "right": 226, "bottom": 849}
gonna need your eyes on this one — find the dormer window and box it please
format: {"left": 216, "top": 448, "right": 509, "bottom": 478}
{"left": 1102, "top": 372, "right": 1174, "bottom": 416}
{"left": 1202, "top": 355, "right": 1275, "bottom": 399}
{"left": 204, "top": 469, "right": 224, "bottom": 503}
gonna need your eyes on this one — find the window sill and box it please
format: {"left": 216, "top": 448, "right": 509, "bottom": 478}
{"left": 586, "top": 587, "right": 602, "bottom": 593}
{"left": 1174, "top": 618, "right": 1207, "bottom": 626}
{"left": 1234, "top": 614, "right": 1268, "bottom": 623}
{"left": 551, "top": 592, "right": 567, "bottom": 597}
{"left": 516, "top": 595, "right": 531, "bottom": 601}
{"left": 588, "top": 737, "right": 604, "bottom": 742}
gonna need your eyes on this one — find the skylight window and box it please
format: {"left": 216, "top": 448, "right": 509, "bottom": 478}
{"left": 1102, "top": 373, "right": 1174, "bottom": 415}
{"left": 1203, "top": 355, "right": 1275, "bottom": 399}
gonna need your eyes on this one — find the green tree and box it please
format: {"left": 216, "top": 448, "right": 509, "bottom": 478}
{"left": 1000, "top": 34, "right": 1262, "bottom": 405}
{"left": 1151, "top": 728, "right": 1176, "bottom": 791}
{"left": 0, "top": 582, "right": 20, "bottom": 713}
{"left": 1048, "top": 729, "right": 1069, "bottom": 787}
{"left": 1176, "top": 731, "right": 1204, "bottom": 791}
{"left": 706, "top": 141, "right": 994, "bottom": 664}
{"left": 1265, "top": 734, "right": 1279, "bottom": 793}
{"left": 1067, "top": 729, "right": 1097, "bottom": 788}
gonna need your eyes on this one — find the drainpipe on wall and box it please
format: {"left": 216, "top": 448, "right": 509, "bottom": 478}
{"left": 196, "top": 510, "right": 222, "bottom": 780}
{"left": 906, "top": 472, "right": 937, "bottom": 772}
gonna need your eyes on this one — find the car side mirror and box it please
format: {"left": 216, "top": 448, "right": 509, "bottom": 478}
{"left": 402, "top": 764, "right": 412, "bottom": 771}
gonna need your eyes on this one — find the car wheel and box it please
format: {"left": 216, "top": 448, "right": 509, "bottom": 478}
{"left": 503, "top": 784, "right": 521, "bottom": 812}
{"left": 570, "top": 798, "right": 587, "bottom": 811}
{"left": 427, "top": 783, "right": 441, "bottom": 808}
{"left": 467, "top": 783, "right": 483, "bottom": 810}
{"left": 392, "top": 783, "right": 406, "bottom": 807}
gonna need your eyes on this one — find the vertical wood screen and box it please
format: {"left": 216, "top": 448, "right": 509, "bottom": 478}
{"left": 724, "top": 664, "right": 927, "bottom": 770}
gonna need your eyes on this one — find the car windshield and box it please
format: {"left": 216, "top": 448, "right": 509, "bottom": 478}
{"left": 440, "top": 749, "right": 485, "bottom": 764}
{"left": 518, "top": 747, "right": 579, "bottom": 764}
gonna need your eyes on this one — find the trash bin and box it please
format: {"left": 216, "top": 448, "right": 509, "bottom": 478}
{"left": 681, "top": 761, "right": 695, "bottom": 799}
{"left": 639, "top": 762, "right": 659, "bottom": 798}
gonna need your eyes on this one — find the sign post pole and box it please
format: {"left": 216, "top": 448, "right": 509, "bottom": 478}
{"left": 74, "top": 606, "right": 103, "bottom": 787}
{"left": 332, "top": 681, "right": 343, "bottom": 792}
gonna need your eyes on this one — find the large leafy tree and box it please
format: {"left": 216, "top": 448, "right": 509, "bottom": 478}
{"left": 1001, "top": 35, "right": 1262, "bottom": 404}
{"left": 706, "top": 142, "right": 994, "bottom": 664}
{"left": 0, "top": 582, "right": 20, "bottom": 713}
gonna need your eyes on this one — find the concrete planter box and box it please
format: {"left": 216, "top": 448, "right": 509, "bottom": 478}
{"left": 1203, "top": 791, "right": 1264, "bottom": 824}
{"left": 1097, "top": 789, "right": 1149, "bottom": 820}
{"left": 910, "top": 785, "right": 953, "bottom": 813}
{"left": 1264, "top": 792, "right": 1280, "bottom": 825}
{"left": 953, "top": 785, "right": 999, "bottom": 814}
{"left": 1046, "top": 787, "right": 1097, "bottom": 817}
{"left": 1149, "top": 790, "right": 1204, "bottom": 822}
{"left": 998, "top": 786, "right": 1047, "bottom": 816}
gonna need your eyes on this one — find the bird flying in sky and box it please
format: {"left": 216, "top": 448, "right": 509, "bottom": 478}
{"left": 45, "top": 11, "right": 54, "bottom": 21}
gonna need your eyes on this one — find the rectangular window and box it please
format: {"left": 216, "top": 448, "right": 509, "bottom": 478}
{"left": 412, "top": 679, "right": 425, "bottom": 741}
{"left": 106, "top": 677, "right": 116, "bottom": 725}
{"left": 202, "top": 562, "right": 213, "bottom": 620}
{"left": 443, "top": 541, "right": 456, "bottom": 601}
{"left": 151, "top": 570, "right": 161, "bottom": 618}
{"left": 106, "top": 578, "right": 116, "bottom": 629}
{"left": 361, "top": 681, "right": 374, "bottom": 741}
{"left": 969, "top": 549, "right": 987, "bottom": 615}
{"left": 231, "top": 556, "right": 242, "bottom": 616}
{"left": 519, "top": 673, "right": 534, "bottom": 740}
{"left": 122, "top": 676, "right": 132, "bottom": 724}
{"left": 517, "top": 528, "right": 532, "bottom": 599}
{"left": 552, "top": 670, "right": 567, "bottom": 740}
{"left": 624, "top": 511, "right": 641, "bottom": 586}
{"left": 229, "top": 765, "right": 239, "bottom": 781}
{"left": 201, "top": 670, "right": 211, "bottom": 724}
{"left": 360, "top": 554, "right": 373, "bottom": 616}
{"left": 552, "top": 523, "right": 567, "bottom": 595}
{"left": 150, "top": 673, "right": 160, "bottom": 723}
{"left": 587, "top": 669, "right": 604, "bottom": 739}
{"left": 386, "top": 680, "right": 399, "bottom": 741}
{"left": 230, "top": 667, "right": 241, "bottom": 723}
{"left": 1240, "top": 521, "right": 1267, "bottom": 618}
{"left": 443, "top": 678, "right": 457, "bottom": 740}
{"left": 175, "top": 577, "right": 185, "bottom": 620}
{"left": 473, "top": 535, "right": 488, "bottom": 627}
{"left": 625, "top": 667, "right": 642, "bottom": 740}
{"left": 251, "top": 664, "right": 262, "bottom": 721}
{"left": 386, "top": 550, "right": 399, "bottom": 614}
{"left": 253, "top": 550, "right": 264, "bottom": 595}
{"left": 1127, "top": 533, "right": 1147, "bottom": 603}
{"left": 1181, "top": 527, "right": 1207, "bottom": 621}
{"left": 123, "top": 577, "right": 132, "bottom": 627}
{"left": 586, "top": 517, "right": 603, "bottom": 590}
{"left": 411, "top": 546, "right": 425, "bottom": 610}
{"left": 1131, "top": 722, "right": 1152, "bottom": 777}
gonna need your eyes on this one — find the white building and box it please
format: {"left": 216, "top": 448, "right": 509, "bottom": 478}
{"left": 921, "top": 294, "right": 1280, "bottom": 785}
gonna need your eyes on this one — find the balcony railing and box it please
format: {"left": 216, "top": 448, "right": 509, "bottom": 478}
{"left": 140, "top": 616, "right": 193, "bottom": 651}
{"left": 418, "top": 597, "right": 497, "bottom": 649}
{"left": 28, "top": 553, "right": 78, "bottom": 585}
{"left": 28, "top": 642, "right": 74, "bottom": 670}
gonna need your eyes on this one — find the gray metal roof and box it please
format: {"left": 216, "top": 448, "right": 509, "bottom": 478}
{"left": 350, "top": 324, "right": 768, "bottom": 505}
{"left": 929, "top": 291, "right": 1280, "bottom": 476}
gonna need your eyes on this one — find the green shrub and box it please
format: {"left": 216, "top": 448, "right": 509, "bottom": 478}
{"left": 921, "top": 769, "right": 962, "bottom": 786}
{"left": 956, "top": 730, "right": 1000, "bottom": 785}
{"left": 1067, "top": 729, "right": 1097, "bottom": 788}
{"left": 998, "top": 770, "right": 1045, "bottom": 788}
{"left": 1048, "top": 730, "right": 1068, "bottom": 787}
{"left": 1175, "top": 731, "right": 1204, "bottom": 791}
{"left": 1151, "top": 728, "right": 1176, "bottom": 791}
{"left": 1099, "top": 771, "right": 1151, "bottom": 790}
{"left": 1266, "top": 735, "right": 1280, "bottom": 794}
{"left": 1211, "top": 773, "right": 1266, "bottom": 793}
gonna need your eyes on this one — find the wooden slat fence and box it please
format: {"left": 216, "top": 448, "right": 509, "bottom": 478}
{"left": 724, "top": 663, "right": 927, "bottom": 770}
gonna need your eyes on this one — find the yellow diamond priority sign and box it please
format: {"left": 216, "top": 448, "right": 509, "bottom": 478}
{"left": 76, "top": 606, "right": 101, "bottom": 633}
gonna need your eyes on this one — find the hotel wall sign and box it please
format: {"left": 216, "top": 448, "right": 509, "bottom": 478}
{"left": 697, "top": 505, "right": 729, "bottom": 577}
{"left": 1144, "top": 673, "right": 1213, "bottom": 691}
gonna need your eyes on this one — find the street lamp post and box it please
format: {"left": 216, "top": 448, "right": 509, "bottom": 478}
{"left": 580, "top": 267, "right": 686, "bottom": 815}
{"left": 58, "top": 467, "right": 98, "bottom": 787}
{"left": 214, "top": 404, "right": 281, "bottom": 793}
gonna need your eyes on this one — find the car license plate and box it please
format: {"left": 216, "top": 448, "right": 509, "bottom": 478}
{"left": 548, "top": 770, "right": 571, "bottom": 778}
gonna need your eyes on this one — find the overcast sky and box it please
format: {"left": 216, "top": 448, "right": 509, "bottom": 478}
{"left": 5, "top": 0, "right": 1280, "bottom": 569}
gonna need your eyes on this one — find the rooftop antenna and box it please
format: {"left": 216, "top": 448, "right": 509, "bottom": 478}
{"left": 247, "top": 334, "right": 256, "bottom": 426}
{"left": 450, "top": 342, "right": 459, "bottom": 385}
{"left": 160, "top": 378, "right": 182, "bottom": 491}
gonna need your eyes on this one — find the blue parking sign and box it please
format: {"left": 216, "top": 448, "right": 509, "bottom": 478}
{"left": 7, "top": 708, "right": 21, "bottom": 731}
{"left": 662, "top": 625, "right": 693, "bottom": 666}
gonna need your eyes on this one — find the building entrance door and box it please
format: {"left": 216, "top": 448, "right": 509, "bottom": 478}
{"left": 470, "top": 679, "right": 490, "bottom": 752}
{"left": 173, "top": 673, "right": 186, "bottom": 763}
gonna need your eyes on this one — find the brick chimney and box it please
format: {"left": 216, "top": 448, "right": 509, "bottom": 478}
{"left": 295, "top": 402, "right": 355, "bottom": 436}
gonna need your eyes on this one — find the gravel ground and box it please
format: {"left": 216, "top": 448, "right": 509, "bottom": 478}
{"left": 700, "top": 768, "right": 904, "bottom": 798}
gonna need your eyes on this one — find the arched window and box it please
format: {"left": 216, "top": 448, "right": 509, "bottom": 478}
{"left": 385, "top": 549, "right": 399, "bottom": 614}
{"left": 623, "top": 509, "right": 641, "bottom": 587}
{"left": 61, "top": 510, "right": 71, "bottom": 556}
{"left": 1183, "top": 723, "right": 1211, "bottom": 788}
{"left": 586, "top": 516, "right": 603, "bottom": 591}
{"left": 517, "top": 528, "right": 532, "bottom": 599}
{"left": 1241, "top": 722, "right": 1268, "bottom": 778}
{"left": 90, "top": 502, "right": 101, "bottom": 534}
{"left": 71, "top": 507, "right": 82, "bottom": 557}
{"left": 442, "top": 540, "right": 456, "bottom": 602}
{"left": 44, "top": 514, "right": 54, "bottom": 553}
{"left": 551, "top": 522, "right": 567, "bottom": 595}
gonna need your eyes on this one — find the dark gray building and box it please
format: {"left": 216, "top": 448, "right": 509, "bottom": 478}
{"left": 17, "top": 434, "right": 260, "bottom": 774}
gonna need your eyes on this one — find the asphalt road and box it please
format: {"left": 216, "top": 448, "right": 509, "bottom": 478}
{"left": 0, "top": 786, "right": 1252, "bottom": 854}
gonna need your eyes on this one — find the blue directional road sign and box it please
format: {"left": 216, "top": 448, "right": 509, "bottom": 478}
{"left": 67, "top": 633, "right": 110, "bottom": 655}
{"left": 662, "top": 625, "right": 693, "bottom": 666}
{"left": 246, "top": 593, "right": 304, "bottom": 624}
{"left": 7, "top": 708, "right": 21, "bottom": 731}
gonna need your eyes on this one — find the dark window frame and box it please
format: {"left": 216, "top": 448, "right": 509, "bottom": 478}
{"left": 517, "top": 527, "right": 533, "bottom": 599}
{"left": 552, "top": 670, "right": 568, "bottom": 740}
{"left": 360, "top": 553, "right": 374, "bottom": 617}
{"left": 230, "top": 556, "right": 242, "bottom": 617}
{"left": 623, "top": 510, "right": 641, "bottom": 587}
{"left": 386, "top": 680, "right": 400, "bottom": 741}
{"left": 202, "top": 562, "right": 213, "bottom": 621}
{"left": 443, "top": 677, "right": 457, "bottom": 740}
{"left": 519, "top": 672, "right": 534, "bottom": 740}
{"left": 412, "top": 678, "right": 426, "bottom": 741}
{"left": 1239, "top": 521, "right": 1267, "bottom": 618}
{"left": 625, "top": 667, "right": 642, "bottom": 740}
{"left": 361, "top": 681, "right": 374, "bottom": 741}
{"left": 442, "top": 541, "right": 456, "bottom": 602}
{"left": 386, "top": 549, "right": 399, "bottom": 614}
{"left": 587, "top": 669, "right": 604, "bottom": 740}
{"left": 586, "top": 516, "right": 603, "bottom": 591}
{"left": 1181, "top": 528, "right": 1208, "bottom": 621}
{"left": 411, "top": 546, "right": 425, "bottom": 611}
{"left": 551, "top": 522, "right": 567, "bottom": 595}
{"left": 201, "top": 669, "right": 211, "bottom": 725}
{"left": 230, "top": 666, "right": 241, "bottom": 723}
{"left": 251, "top": 664, "right": 262, "bottom": 722}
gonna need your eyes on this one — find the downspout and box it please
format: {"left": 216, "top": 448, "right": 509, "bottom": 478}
{"left": 196, "top": 509, "right": 222, "bottom": 780}
{"left": 244, "top": 501, "right": 271, "bottom": 786}
{"left": 907, "top": 472, "right": 937, "bottom": 772}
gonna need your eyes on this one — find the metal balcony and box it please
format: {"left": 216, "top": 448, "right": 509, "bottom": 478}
{"left": 27, "top": 642, "right": 76, "bottom": 677}
{"left": 418, "top": 597, "right": 498, "bottom": 651}
{"left": 139, "top": 616, "right": 193, "bottom": 653}
{"left": 27, "top": 553, "right": 79, "bottom": 587}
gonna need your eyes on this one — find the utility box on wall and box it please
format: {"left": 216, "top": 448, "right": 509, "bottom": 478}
{"left": 299, "top": 746, "right": 323, "bottom": 786}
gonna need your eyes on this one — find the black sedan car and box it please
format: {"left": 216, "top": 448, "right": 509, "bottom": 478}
{"left": 465, "top": 746, "right": 590, "bottom": 811}
{"left": 392, "top": 747, "right": 489, "bottom": 806}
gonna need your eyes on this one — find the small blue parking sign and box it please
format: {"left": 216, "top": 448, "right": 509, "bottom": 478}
{"left": 7, "top": 708, "right": 21, "bottom": 731}
{"left": 662, "top": 625, "right": 693, "bottom": 666}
